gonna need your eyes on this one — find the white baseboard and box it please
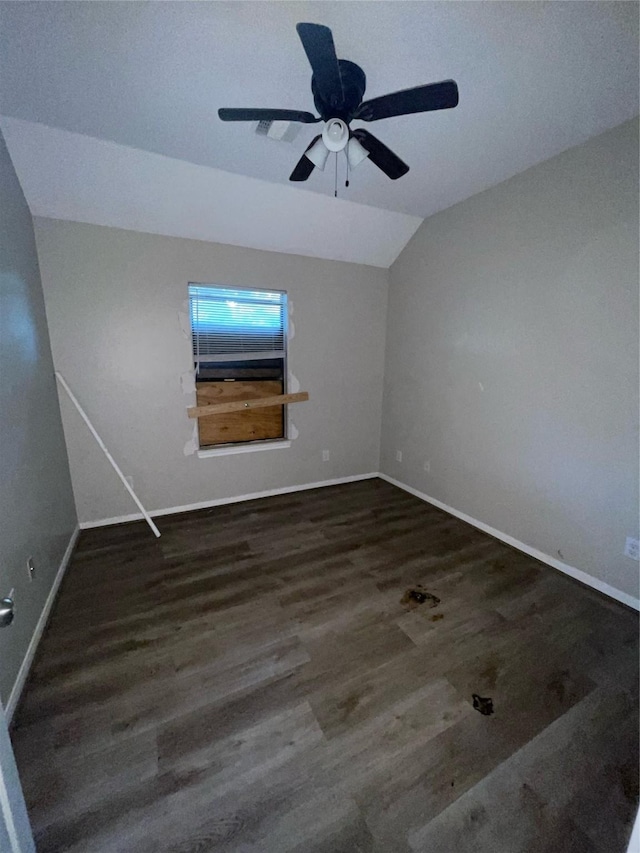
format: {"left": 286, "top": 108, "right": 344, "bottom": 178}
{"left": 6, "top": 525, "right": 80, "bottom": 722}
{"left": 79, "top": 472, "right": 380, "bottom": 530}
{"left": 379, "top": 473, "right": 640, "bottom": 612}
{"left": 79, "top": 469, "right": 639, "bottom": 611}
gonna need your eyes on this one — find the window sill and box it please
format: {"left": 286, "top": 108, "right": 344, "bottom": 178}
{"left": 197, "top": 439, "right": 291, "bottom": 459}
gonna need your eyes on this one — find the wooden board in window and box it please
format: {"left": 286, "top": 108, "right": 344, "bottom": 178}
{"left": 196, "top": 380, "right": 284, "bottom": 446}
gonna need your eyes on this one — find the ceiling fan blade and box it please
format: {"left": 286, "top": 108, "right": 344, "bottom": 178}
{"left": 352, "top": 130, "right": 409, "bottom": 180}
{"left": 354, "top": 79, "right": 458, "bottom": 122}
{"left": 289, "top": 135, "right": 322, "bottom": 181}
{"left": 296, "top": 23, "right": 344, "bottom": 108}
{"left": 218, "top": 108, "right": 320, "bottom": 123}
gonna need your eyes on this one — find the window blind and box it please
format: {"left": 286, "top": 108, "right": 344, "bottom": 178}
{"left": 189, "top": 285, "right": 287, "bottom": 362}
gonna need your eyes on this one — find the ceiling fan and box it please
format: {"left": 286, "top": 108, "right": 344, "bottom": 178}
{"left": 218, "top": 22, "right": 459, "bottom": 184}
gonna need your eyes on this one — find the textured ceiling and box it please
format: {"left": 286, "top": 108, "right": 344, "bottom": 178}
{"left": 1, "top": 1, "right": 638, "bottom": 220}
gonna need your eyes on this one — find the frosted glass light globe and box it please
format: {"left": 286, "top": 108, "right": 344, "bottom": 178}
{"left": 322, "top": 118, "right": 349, "bottom": 152}
{"left": 327, "top": 121, "right": 344, "bottom": 142}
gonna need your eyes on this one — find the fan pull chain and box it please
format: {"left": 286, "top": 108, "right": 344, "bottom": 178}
{"left": 346, "top": 150, "right": 350, "bottom": 188}
{"left": 334, "top": 152, "right": 338, "bottom": 198}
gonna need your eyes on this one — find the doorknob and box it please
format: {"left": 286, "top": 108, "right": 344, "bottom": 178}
{"left": 0, "top": 597, "right": 14, "bottom": 628}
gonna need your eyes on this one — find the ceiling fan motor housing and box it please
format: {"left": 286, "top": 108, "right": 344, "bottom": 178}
{"left": 312, "top": 60, "right": 366, "bottom": 122}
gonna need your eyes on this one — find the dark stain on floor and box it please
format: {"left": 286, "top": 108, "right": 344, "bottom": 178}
{"left": 336, "top": 693, "right": 362, "bottom": 720}
{"left": 547, "top": 670, "right": 570, "bottom": 702}
{"left": 431, "top": 613, "right": 444, "bottom": 622}
{"left": 400, "top": 585, "right": 441, "bottom": 610}
{"left": 479, "top": 661, "right": 499, "bottom": 690}
{"left": 466, "top": 805, "right": 489, "bottom": 828}
{"left": 619, "top": 761, "right": 640, "bottom": 804}
{"left": 472, "top": 694, "right": 494, "bottom": 716}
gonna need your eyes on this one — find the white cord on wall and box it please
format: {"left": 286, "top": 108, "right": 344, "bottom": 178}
{"left": 54, "top": 372, "right": 161, "bottom": 538}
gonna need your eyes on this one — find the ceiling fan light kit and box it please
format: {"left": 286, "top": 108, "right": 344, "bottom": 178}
{"left": 346, "top": 136, "right": 370, "bottom": 169}
{"left": 306, "top": 136, "right": 331, "bottom": 170}
{"left": 219, "top": 22, "right": 459, "bottom": 188}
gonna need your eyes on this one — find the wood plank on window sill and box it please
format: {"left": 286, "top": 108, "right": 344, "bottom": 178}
{"left": 188, "top": 391, "right": 309, "bottom": 419}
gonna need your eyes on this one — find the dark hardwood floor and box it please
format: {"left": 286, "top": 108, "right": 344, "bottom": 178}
{"left": 10, "top": 479, "right": 639, "bottom": 852}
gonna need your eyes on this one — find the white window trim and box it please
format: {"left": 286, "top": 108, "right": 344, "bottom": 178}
{"left": 197, "top": 439, "right": 291, "bottom": 459}
{"left": 189, "top": 282, "right": 290, "bottom": 453}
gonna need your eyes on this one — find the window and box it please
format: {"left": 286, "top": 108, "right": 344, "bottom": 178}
{"left": 189, "top": 284, "right": 288, "bottom": 448}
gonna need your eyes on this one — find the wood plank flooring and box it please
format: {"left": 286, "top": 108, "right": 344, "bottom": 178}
{"left": 10, "top": 479, "right": 639, "bottom": 852}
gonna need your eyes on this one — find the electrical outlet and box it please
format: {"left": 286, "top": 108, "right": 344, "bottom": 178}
{"left": 396, "top": 450, "right": 402, "bottom": 462}
{"left": 424, "top": 460, "right": 430, "bottom": 473}
{"left": 624, "top": 537, "right": 639, "bottom": 561}
{"left": 27, "top": 558, "right": 35, "bottom": 582}
{"left": 322, "top": 450, "right": 330, "bottom": 462}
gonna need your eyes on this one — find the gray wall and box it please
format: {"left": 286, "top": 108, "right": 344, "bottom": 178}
{"left": 34, "top": 220, "right": 388, "bottom": 525}
{"left": 381, "top": 119, "right": 639, "bottom": 599}
{"left": 0, "top": 130, "right": 77, "bottom": 704}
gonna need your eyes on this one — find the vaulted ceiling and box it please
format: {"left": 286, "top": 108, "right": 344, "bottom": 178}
{"left": 1, "top": 1, "right": 637, "bottom": 266}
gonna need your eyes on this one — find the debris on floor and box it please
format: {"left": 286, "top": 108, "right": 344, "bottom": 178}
{"left": 400, "top": 585, "right": 441, "bottom": 610}
{"left": 472, "top": 694, "right": 494, "bottom": 716}
{"left": 431, "top": 613, "right": 444, "bottom": 622}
